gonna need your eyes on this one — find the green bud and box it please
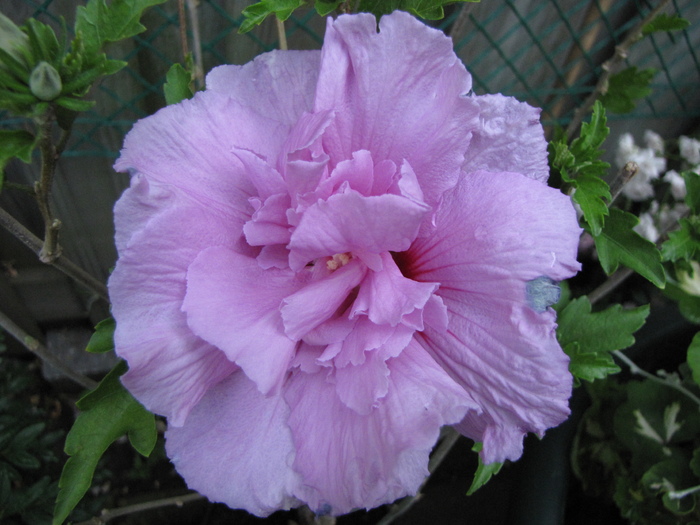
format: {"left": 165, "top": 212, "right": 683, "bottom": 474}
{"left": 0, "top": 11, "right": 29, "bottom": 64}
{"left": 29, "top": 61, "right": 62, "bottom": 101}
{"left": 679, "top": 261, "right": 700, "bottom": 297}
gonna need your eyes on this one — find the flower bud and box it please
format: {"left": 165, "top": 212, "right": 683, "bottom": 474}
{"left": 29, "top": 61, "right": 62, "bottom": 101}
{"left": 0, "top": 11, "right": 29, "bottom": 64}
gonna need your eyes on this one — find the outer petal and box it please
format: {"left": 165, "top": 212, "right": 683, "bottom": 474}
{"left": 166, "top": 372, "right": 302, "bottom": 517}
{"left": 109, "top": 198, "right": 240, "bottom": 426}
{"left": 407, "top": 170, "right": 581, "bottom": 463}
{"left": 463, "top": 94, "right": 550, "bottom": 183}
{"left": 183, "top": 246, "right": 309, "bottom": 394}
{"left": 115, "top": 90, "right": 278, "bottom": 215}
{"left": 285, "top": 340, "right": 475, "bottom": 515}
{"left": 206, "top": 50, "right": 320, "bottom": 126}
{"left": 315, "top": 12, "right": 480, "bottom": 206}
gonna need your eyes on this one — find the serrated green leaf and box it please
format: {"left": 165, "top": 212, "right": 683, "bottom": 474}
{"left": 592, "top": 208, "right": 666, "bottom": 287}
{"left": 557, "top": 296, "right": 648, "bottom": 383}
{"left": 687, "top": 332, "right": 700, "bottom": 387}
{"left": 85, "top": 318, "right": 115, "bottom": 354}
{"left": 239, "top": 0, "right": 306, "bottom": 33}
{"left": 75, "top": 0, "right": 167, "bottom": 55}
{"left": 565, "top": 342, "right": 620, "bottom": 384}
{"left": 642, "top": 13, "right": 691, "bottom": 36}
{"left": 600, "top": 67, "right": 655, "bottom": 114}
{"left": 551, "top": 102, "right": 611, "bottom": 235}
{"left": 572, "top": 172, "right": 611, "bottom": 236}
{"left": 314, "top": 0, "right": 342, "bottom": 16}
{"left": 575, "top": 100, "right": 610, "bottom": 154}
{"left": 53, "top": 361, "right": 156, "bottom": 525}
{"left": 662, "top": 217, "right": 700, "bottom": 262}
{"left": 467, "top": 442, "right": 503, "bottom": 495}
{"left": 163, "top": 63, "right": 193, "bottom": 105}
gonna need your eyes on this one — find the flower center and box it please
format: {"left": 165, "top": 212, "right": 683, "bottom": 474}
{"left": 326, "top": 252, "right": 352, "bottom": 271}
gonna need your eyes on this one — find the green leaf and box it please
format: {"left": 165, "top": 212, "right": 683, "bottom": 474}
{"left": 565, "top": 342, "right": 620, "bottom": 384}
{"left": 600, "top": 67, "right": 655, "bottom": 114}
{"left": 466, "top": 442, "right": 503, "bottom": 495}
{"left": 53, "top": 361, "right": 156, "bottom": 525}
{"left": 75, "top": 0, "right": 168, "bottom": 55}
{"left": 642, "top": 13, "right": 691, "bottom": 36}
{"left": 557, "top": 296, "right": 649, "bottom": 383}
{"left": 239, "top": 0, "right": 306, "bottom": 33}
{"left": 314, "top": 0, "right": 342, "bottom": 16}
{"left": 163, "top": 63, "right": 193, "bottom": 105}
{"left": 687, "top": 332, "right": 700, "bottom": 387}
{"left": 662, "top": 217, "right": 700, "bottom": 263}
{"left": 359, "top": 0, "right": 478, "bottom": 19}
{"left": 24, "top": 18, "right": 60, "bottom": 63}
{"left": 85, "top": 318, "right": 115, "bottom": 354}
{"left": 592, "top": 208, "right": 666, "bottom": 287}
{"left": 0, "top": 129, "right": 35, "bottom": 190}
{"left": 550, "top": 101, "right": 611, "bottom": 236}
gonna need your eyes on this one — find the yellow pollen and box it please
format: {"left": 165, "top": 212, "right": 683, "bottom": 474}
{"left": 326, "top": 252, "right": 351, "bottom": 271}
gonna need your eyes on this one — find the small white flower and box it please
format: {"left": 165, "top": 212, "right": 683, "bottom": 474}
{"left": 616, "top": 133, "right": 665, "bottom": 201}
{"left": 680, "top": 136, "right": 700, "bottom": 165}
{"left": 644, "top": 130, "right": 664, "bottom": 155}
{"left": 664, "top": 169, "right": 686, "bottom": 200}
{"left": 634, "top": 212, "right": 659, "bottom": 242}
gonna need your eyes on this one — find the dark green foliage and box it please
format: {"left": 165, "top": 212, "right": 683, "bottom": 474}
{"left": 0, "top": 333, "right": 64, "bottom": 525}
{"left": 574, "top": 373, "right": 700, "bottom": 524}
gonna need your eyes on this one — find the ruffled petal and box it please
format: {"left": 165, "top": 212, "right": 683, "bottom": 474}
{"left": 165, "top": 372, "right": 302, "bottom": 517}
{"left": 206, "top": 50, "right": 320, "bottom": 126}
{"left": 352, "top": 252, "right": 437, "bottom": 326}
{"left": 315, "top": 12, "right": 480, "bottom": 206}
{"left": 285, "top": 340, "right": 475, "bottom": 515}
{"left": 464, "top": 94, "right": 550, "bottom": 183}
{"left": 288, "top": 190, "right": 429, "bottom": 271}
{"left": 115, "top": 90, "right": 279, "bottom": 214}
{"left": 109, "top": 200, "right": 240, "bottom": 426}
{"left": 407, "top": 170, "right": 581, "bottom": 463}
{"left": 183, "top": 246, "right": 309, "bottom": 394}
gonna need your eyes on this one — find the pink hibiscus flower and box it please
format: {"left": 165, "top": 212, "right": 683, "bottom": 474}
{"left": 109, "top": 11, "right": 581, "bottom": 517}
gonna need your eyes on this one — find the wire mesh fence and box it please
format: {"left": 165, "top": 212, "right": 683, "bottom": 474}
{"left": 3, "top": 0, "right": 700, "bottom": 157}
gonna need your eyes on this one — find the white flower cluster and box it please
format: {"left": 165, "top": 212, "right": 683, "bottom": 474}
{"left": 615, "top": 131, "right": 700, "bottom": 242}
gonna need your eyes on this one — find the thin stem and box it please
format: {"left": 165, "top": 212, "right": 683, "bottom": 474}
{"left": 2, "top": 181, "right": 35, "bottom": 194}
{"left": 0, "top": 206, "right": 109, "bottom": 301}
{"left": 0, "top": 309, "right": 97, "bottom": 390}
{"left": 565, "top": 0, "right": 672, "bottom": 140}
{"left": 276, "top": 18, "right": 288, "bottom": 51}
{"left": 177, "top": 0, "right": 189, "bottom": 62}
{"left": 75, "top": 492, "right": 204, "bottom": 525}
{"left": 35, "top": 107, "right": 62, "bottom": 263}
{"left": 377, "top": 428, "right": 461, "bottom": 525}
{"left": 613, "top": 350, "right": 700, "bottom": 409}
{"left": 185, "top": 0, "right": 204, "bottom": 89}
{"left": 588, "top": 267, "right": 634, "bottom": 305}
{"left": 668, "top": 483, "right": 700, "bottom": 500}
